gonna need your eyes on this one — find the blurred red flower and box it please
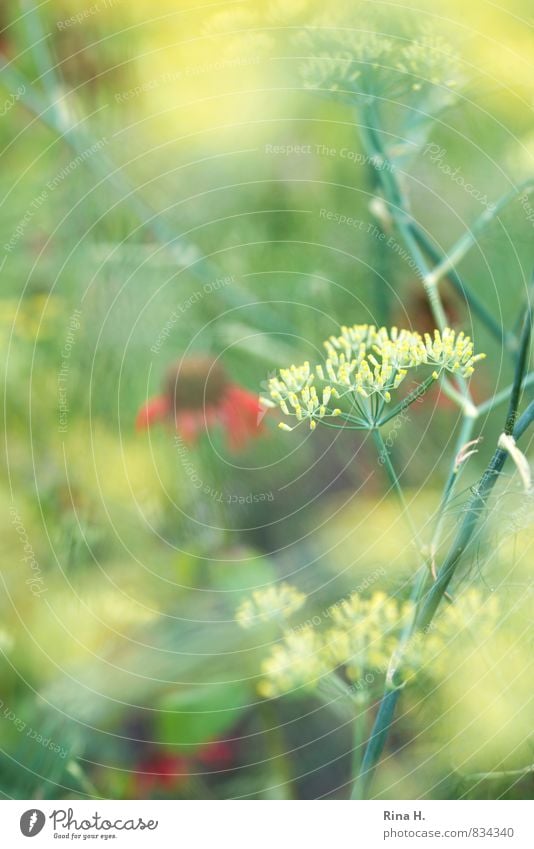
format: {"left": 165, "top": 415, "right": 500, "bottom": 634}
{"left": 136, "top": 357, "right": 262, "bottom": 451}
{"left": 400, "top": 287, "right": 461, "bottom": 337}
{"left": 134, "top": 753, "right": 189, "bottom": 797}
{"left": 197, "top": 739, "right": 235, "bottom": 769}
{"left": 133, "top": 738, "right": 237, "bottom": 797}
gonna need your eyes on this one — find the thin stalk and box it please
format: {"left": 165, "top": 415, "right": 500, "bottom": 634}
{"left": 358, "top": 308, "right": 533, "bottom": 797}
{"left": 386, "top": 207, "right": 449, "bottom": 332}
{"left": 352, "top": 686, "right": 401, "bottom": 799}
{"left": 377, "top": 372, "right": 439, "bottom": 426}
{"left": 512, "top": 276, "right": 534, "bottom": 338}
{"left": 429, "top": 414, "right": 476, "bottom": 556}
{"left": 463, "top": 764, "right": 534, "bottom": 783}
{"left": 20, "top": 0, "right": 62, "bottom": 102}
{"left": 410, "top": 224, "right": 513, "bottom": 352}
{"left": 477, "top": 371, "right": 534, "bottom": 416}
{"left": 343, "top": 408, "right": 373, "bottom": 427}
{"left": 371, "top": 428, "right": 422, "bottom": 551}
{"left": 350, "top": 97, "right": 531, "bottom": 801}
{"left": 0, "top": 58, "right": 63, "bottom": 134}
{"left": 503, "top": 302, "right": 532, "bottom": 436}
{"left": 259, "top": 701, "right": 296, "bottom": 800}
{"left": 0, "top": 54, "right": 217, "bottom": 276}
{"left": 437, "top": 378, "right": 479, "bottom": 417}
{"left": 356, "top": 399, "right": 534, "bottom": 799}
{"left": 319, "top": 420, "right": 369, "bottom": 431}
{"left": 424, "top": 180, "right": 534, "bottom": 290}
{"left": 362, "top": 125, "right": 444, "bottom": 326}
{"left": 360, "top": 107, "right": 473, "bottom": 410}
{"left": 417, "top": 399, "right": 534, "bottom": 630}
{"left": 0, "top": 51, "right": 287, "bottom": 333}
{"left": 351, "top": 696, "right": 370, "bottom": 797}
{"left": 437, "top": 301, "right": 530, "bottom": 540}
{"left": 419, "top": 305, "right": 532, "bottom": 628}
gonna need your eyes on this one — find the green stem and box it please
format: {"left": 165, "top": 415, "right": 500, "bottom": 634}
{"left": 21, "top": 0, "right": 62, "bottom": 102}
{"left": 0, "top": 50, "right": 287, "bottom": 334}
{"left": 363, "top": 107, "right": 525, "bottom": 358}
{"left": 371, "top": 428, "right": 422, "bottom": 551}
{"left": 352, "top": 687, "right": 401, "bottom": 799}
{"left": 259, "top": 701, "right": 296, "bottom": 800}
{"left": 424, "top": 179, "right": 534, "bottom": 289}
{"left": 463, "top": 764, "right": 534, "bottom": 783}
{"left": 430, "top": 414, "right": 476, "bottom": 556}
{"left": 417, "top": 399, "right": 534, "bottom": 630}
{"left": 477, "top": 371, "right": 534, "bottom": 416}
{"left": 361, "top": 108, "right": 473, "bottom": 408}
{"left": 422, "top": 300, "right": 532, "bottom": 621}
{"left": 438, "top": 379, "right": 479, "bottom": 418}
{"left": 377, "top": 372, "right": 439, "bottom": 426}
{"left": 319, "top": 419, "right": 369, "bottom": 431}
{"left": 410, "top": 224, "right": 513, "bottom": 352}
{"left": 351, "top": 696, "right": 370, "bottom": 797}
{"left": 358, "top": 397, "right": 534, "bottom": 798}
{"left": 504, "top": 303, "right": 532, "bottom": 436}
{"left": 352, "top": 98, "right": 533, "bottom": 803}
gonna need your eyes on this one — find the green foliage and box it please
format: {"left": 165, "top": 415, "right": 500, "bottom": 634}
{"left": 157, "top": 681, "right": 250, "bottom": 751}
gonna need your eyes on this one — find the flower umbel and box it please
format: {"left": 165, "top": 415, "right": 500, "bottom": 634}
{"left": 403, "top": 589, "right": 503, "bottom": 681}
{"left": 256, "top": 591, "right": 416, "bottom": 697}
{"left": 422, "top": 328, "right": 486, "bottom": 378}
{"left": 253, "top": 587, "right": 502, "bottom": 699}
{"left": 325, "top": 592, "right": 415, "bottom": 682}
{"left": 236, "top": 583, "right": 307, "bottom": 629}
{"left": 258, "top": 626, "right": 329, "bottom": 698}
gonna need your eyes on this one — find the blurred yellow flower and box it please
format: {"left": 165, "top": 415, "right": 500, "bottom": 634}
{"left": 0, "top": 295, "right": 63, "bottom": 342}
{"left": 258, "top": 626, "right": 329, "bottom": 698}
{"left": 236, "top": 582, "right": 306, "bottom": 629}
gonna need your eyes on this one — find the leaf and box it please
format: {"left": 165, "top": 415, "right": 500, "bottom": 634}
{"left": 156, "top": 680, "right": 251, "bottom": 751}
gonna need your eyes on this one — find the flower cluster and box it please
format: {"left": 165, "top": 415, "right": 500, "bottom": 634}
{"left": 263, "top": 324, "right": 485, "bottom": 431}
{"left": 257, "top": 626, "right": 330, "bottom": 698}
{"left": 235, "top": 583, "right": 306, "bottom": 629}
{"left": 300, "top": 14, "right": 461, "bottom": 101}
{"left": 254, "top": 590, "right": 414, "bottom": 697}
{"left": 396, "top": 32, "right": 460, "bottom": 90}
{"left": 435, "top": 588, "right": 501, "bottom": 641}
{"left": 403, "top": 589, "right": 502, "bottom": 680}
{"left": 325, "top": 591, "right": 414, "bottom": 682}
{"left": 300, "top": 28, "right": 393, "bottom": 93}
{"left": 421, "top": 328, "right": 485, "bottom": 377}
{"left": 265, "top": 363, "right": 341, "bottom": 430}
{"left": 249, "top": 586, "right": 501, "bottom": 699}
